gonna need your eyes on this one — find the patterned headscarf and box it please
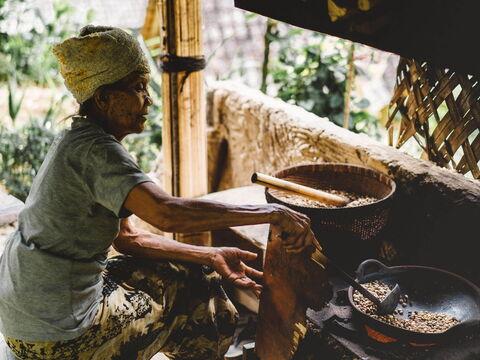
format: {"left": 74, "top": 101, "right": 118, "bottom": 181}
{"left": 53, "top": 25, "right": 150, "bottom": 103}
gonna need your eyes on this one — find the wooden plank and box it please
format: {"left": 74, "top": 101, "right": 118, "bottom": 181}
{"left": 200, "top": 186, "right": 334, "bottom": 358}
{"left": 141, "top": 0, "right": 160, "bottom": 41}
{"left": 235, "top": 0, "right": 480, "bottom": 76}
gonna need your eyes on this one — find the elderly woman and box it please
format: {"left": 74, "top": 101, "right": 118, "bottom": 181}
{"left": 0, "top": 26, "right": 317, "bottom": 360}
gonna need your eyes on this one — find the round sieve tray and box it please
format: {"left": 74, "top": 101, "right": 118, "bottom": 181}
{"left": 265, "top": 163, "right": 396, "bottom": 269}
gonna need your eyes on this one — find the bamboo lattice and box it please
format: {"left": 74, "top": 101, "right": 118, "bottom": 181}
{"left": 387, "top": 58, "right": 480, "bottom": 179}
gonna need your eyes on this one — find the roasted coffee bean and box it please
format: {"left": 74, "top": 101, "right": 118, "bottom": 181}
{"left": 353, "top": 281, "right": 459, "bottom": 334}
{"left": 276, "top": 189, "right": 378, "bottom": 208}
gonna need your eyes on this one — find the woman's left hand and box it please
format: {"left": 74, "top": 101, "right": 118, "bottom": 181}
{"left": 211, "top": 247, "right": 263, "bottom": 297}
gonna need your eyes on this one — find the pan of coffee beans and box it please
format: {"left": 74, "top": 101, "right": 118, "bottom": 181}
{"left": 347, "top": 259, "right": 480, "bottom": 343}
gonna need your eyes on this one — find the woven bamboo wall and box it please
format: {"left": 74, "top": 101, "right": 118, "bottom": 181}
{"left": 387, "top": 58, "right": 480, "bottom": 179}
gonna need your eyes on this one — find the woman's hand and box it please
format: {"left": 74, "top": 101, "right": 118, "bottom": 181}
{"left": 211, "top": 247, "right": 263, "bottom": 297}
{"left": 270, "top": 203, "right": 321, "bottom": 254}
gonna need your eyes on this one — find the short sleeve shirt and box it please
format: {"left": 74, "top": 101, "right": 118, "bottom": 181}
{"left": 0, "top": 117, "right": 152, "bottom": 341}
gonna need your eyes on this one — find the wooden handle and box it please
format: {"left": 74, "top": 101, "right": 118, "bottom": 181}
{"left": 311, "top": 247, "right": 327, "bottom": 269}
{"left": 251, "top": 172, "right": 349, "bottom": 207}
{"left": 310, "top": 246, "right": 382, "bottom": 306}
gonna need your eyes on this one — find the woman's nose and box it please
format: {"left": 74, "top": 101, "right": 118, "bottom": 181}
{"left": 145, "top": 94, "right": 153, "bottom": 106}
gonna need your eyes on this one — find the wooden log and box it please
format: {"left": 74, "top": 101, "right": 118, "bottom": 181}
{"left": 158, "top": 0, "right": 209, "bottom": 244}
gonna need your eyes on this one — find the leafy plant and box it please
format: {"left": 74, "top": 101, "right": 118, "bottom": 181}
{"left": 267, "top": 26, "right": 380, "bottom": 137}
{"left": 0, "top": 118, "right": 56, "bottom": 201}
{"left": 0, "top": 0, "right": 88, "bottom": 86}
{"left": 0, "top": 0, "right": 162, "bottom": 200}
{"left": 7, "top": 79, "right": 25, "bottom": 123}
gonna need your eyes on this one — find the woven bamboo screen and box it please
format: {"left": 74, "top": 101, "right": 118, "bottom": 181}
{"left": 387, "top": 58, "right": 480, "bottom": 179}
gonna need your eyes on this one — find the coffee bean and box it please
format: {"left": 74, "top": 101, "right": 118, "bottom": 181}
{"left": 353, "top": 281, "right": 459, "bottom": 334}
{"left": 277, "top": 189, "right": 377, "bottom": 208}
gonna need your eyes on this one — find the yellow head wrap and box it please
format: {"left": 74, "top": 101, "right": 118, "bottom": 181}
{"left": 53, "top": 25, "right": 150, "bottom": 104}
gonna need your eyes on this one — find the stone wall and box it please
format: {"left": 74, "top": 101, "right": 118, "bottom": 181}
{"left": 206, "top": 81, "right": 480, "bottom": 284}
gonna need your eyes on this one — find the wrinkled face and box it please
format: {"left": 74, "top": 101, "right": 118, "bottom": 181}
{"left": 101, "top": 72, "right": 152, "bottom": 140}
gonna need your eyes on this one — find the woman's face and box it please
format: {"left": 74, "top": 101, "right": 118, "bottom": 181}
{"left": 102, "top": 72, "right": 152, "bottom": 141}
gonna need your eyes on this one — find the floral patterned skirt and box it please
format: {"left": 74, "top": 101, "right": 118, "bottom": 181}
{"left": 5, "top": 255, "right": 238, "bottom": 360}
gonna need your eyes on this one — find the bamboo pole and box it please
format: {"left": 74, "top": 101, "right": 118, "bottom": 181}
{"left": 343, "top": 42, "right": 355, "bottom": 129}
{"left": 158, "top": 0, "right": 209, "bottom": 245}
{"left": 251, "top": 172, "right": 349, "bottom": 206}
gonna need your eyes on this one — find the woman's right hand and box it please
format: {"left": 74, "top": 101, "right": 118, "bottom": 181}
{"left": 269, "top": 203, "right": 321, "bottom": 254}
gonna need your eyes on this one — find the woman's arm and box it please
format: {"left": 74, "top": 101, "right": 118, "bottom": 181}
{"left": 113, "top": 218, "right": 264, "bottom": 295}
{"left": 123, "top": 182, "right": 318, "bottom": 252}
{"left": 113, "top": 218, "right": 216, "bottom": 266}
{"left": 124, "top": 182, "right": 279, "bottom": 232}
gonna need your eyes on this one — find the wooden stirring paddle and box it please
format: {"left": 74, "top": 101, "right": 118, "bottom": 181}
{"left": 311, "top": 248, "right": 401, "bottom": 315}
{"left": 251, "top": 172, "right": 349, "bottom": 207}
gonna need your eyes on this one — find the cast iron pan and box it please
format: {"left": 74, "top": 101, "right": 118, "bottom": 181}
{"left": 347, "top": 259, "right": 480, "bottom": 343}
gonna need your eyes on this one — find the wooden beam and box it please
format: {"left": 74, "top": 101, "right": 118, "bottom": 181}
{"left": 158, "top": 0, "right": 209, "bottom": 244}
{"left": 235, "top": 0, "right": 480, "bottom": 76}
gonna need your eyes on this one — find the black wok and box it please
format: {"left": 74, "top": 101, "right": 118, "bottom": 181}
{"left": 347, "top": 259, "right": 480, "bottom": 343}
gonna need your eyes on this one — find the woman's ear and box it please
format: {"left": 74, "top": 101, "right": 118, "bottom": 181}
{"left": 92, "top": 88, "right": 110, "bottom": 112}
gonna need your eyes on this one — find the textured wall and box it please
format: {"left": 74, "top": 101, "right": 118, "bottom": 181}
{"left": 206, "top": 81, "right": 480, "bottom": 284}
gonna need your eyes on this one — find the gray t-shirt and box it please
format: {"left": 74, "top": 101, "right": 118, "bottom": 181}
{"left": 0, "top": 117, "right": 152, "bottom": 341}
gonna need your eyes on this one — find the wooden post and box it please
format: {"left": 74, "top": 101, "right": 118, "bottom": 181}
{"left": 158, "top": 0, "right": 209, "bottom": 245}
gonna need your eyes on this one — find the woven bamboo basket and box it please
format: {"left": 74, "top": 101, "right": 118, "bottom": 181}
{"left": 265, "top": 163, "right": 396, "bottom": 269}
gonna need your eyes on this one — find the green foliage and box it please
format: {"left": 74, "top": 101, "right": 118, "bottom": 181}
{"left": 0, "top": 118, "right": 57, "bottom": 201}
{"left": 0, "top": 97, "right": 162, "bottom": 201}
{"left": 0, "top": 0, "right": 75, "bottom": 199}
{"left": 0, "top": 0, "right": 162, "bottom": 199}
{"left": 7, "top": 79, "right": 25, "bottom": 123}
{"left": 0, "top": 0, "right": 87, "bottom": 86}
{"left": 0, "top": 1, "right": 12, "bottom": 81}
{"left": 268, "top": 26, "right": 380, "bottom": 137}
